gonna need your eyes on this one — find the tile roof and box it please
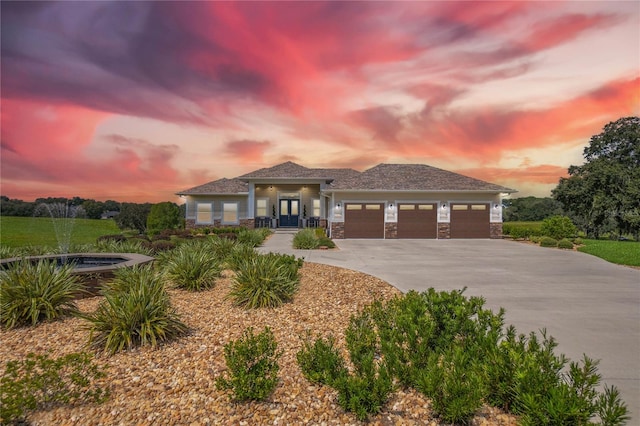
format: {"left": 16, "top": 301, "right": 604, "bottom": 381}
{"left": 177, "top": 162, "right": 515, "bottom": 195}
{"left": 329, "top": 164, "right": 515, "bottom": 192}
{"left": 177, "top": 178, "right": 248, "bottom": 195}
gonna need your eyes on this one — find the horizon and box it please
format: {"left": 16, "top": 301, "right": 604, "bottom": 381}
{"left": 1, "top": 1, "right": 638, "bottom": 203}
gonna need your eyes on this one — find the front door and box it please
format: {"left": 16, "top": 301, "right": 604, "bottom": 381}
{"left": 279, "top": 199, "right": 300, "bottom": 227}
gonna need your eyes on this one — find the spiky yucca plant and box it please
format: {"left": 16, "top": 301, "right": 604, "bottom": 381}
{"left": 227, "top": 253, "right": 301, "bottom": 308}
{"left": 83, "top": 265, "right": 187, "bottom": 354}
{"left": 0, "top": 259, "right": 83, "bottom": 328}
{"left": 161, "top": 242, "right": 221, "bottom": 291}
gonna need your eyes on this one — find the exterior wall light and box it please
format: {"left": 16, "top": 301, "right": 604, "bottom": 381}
{"left": 336, "top": 203, "right": 342, "bottom": 209}
{"left": 441, "top": 203, "right": 447, "bottom": 209}
{"left": 389, "top": 203, "right": 394, "bottom": 209}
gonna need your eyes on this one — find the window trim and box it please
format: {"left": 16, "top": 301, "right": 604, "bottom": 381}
{"left": 312, "top": 198, "right": 321, "bottom": 217}
{"left": 256, "top": 198, "right": 269, "bottom": 217}
{"left": 222, "top": 201, "right": 240, "bottom": 225}
{"left": 196, "top": 202, "right": 214, "bottom": 224}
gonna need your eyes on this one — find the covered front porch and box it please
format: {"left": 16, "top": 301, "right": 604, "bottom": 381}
{"left": 248, "top": 182, "right": 328, "bottom": 230}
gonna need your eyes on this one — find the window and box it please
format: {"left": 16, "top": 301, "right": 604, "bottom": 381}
{"left": 471, "top": 204, "right": 487, "bottom": 210}
{"left": 312, "top": 199, "right": 321, "bottom": 217}
{"left": 222, "top": 202, "right": 239, "bottom": 224}
{"left": 366, "top": 204, "right": 381, "bottom": 210}
{"left": 452, "top": 205, "right": 468, "bottom": 210}
{"left": 196, "top": 203, "right": 213, "bottom": 224}
{"left": 347, "top": 204, "right": 362, "bottom": 210}
{"left": 256, "top": 198, "right": 268, "bottom": 217}
{"left": 418, "top": 204, "right": 434, "bottom": 210}
{"left": 399, "top": 204, "right": 415, "bottom": 210}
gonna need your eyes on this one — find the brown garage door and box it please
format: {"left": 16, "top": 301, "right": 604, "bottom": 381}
{"left": 450, "top": 203, "right": 490, "bottom": 238}
{"left": 397, "top": 203, "right": 437, "bottom": 238}
{"left": 344, "top": 203, "right": 384, "bottom": 238}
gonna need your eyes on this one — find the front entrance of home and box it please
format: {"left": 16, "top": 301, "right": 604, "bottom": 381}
{"left": 279, "top": 198, "right": 300, "bottom": 227}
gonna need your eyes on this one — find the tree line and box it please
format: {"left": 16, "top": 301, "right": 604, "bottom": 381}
{"left": 0, "top": 197, "right": 185, "bottom": 235}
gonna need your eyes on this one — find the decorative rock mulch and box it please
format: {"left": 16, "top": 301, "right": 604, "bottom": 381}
{"left": 0, "top": 263, "right": 518, "bottom": 425}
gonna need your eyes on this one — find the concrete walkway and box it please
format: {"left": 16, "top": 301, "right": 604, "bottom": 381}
{"left": 259, "top": 231, "right": 640, "bottom": 420}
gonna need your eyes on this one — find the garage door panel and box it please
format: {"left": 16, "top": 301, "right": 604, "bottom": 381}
{"left": 450, "top": 204, "right": 490, "bottom": 238}
{"left": 397, "top": 203, "right": 437, "bottom": 238}
{"left": 345, "top": 203, "right": 384, "bottom": 238}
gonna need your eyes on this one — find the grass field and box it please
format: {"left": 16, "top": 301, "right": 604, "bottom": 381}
{"left": 578, "top": 239, "right": 640, "bottom": 267}
{"left": 0, "top": 216, "right": 120, "bottom": 249}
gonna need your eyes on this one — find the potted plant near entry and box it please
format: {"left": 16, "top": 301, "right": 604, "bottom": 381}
{"left": 271, "top": 204, "right": 277, "bottom": 228}
{"left": 302, "top": 204, "right": 307, "bottom": 228}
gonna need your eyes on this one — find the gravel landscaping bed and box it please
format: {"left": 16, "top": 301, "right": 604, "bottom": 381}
{"left": 1, "top": 263, "right": 517, "bottom": 425}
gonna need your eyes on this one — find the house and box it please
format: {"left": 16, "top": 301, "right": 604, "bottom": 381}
{"left": 176, "top": 161, "right": 516, "bottom": 239}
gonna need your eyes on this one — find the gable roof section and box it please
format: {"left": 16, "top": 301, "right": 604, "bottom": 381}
{"left": 177, "top": 177, "right": 248, "bottom": 195}
{"left": 238, "top": 161, "right": 359, "bottom": 181}
{"left": 329, "top": 164, "right": 515, "bottom": 192}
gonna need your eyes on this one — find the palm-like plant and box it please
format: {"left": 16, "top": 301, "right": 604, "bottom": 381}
{"left": 82, "top": 265, "right": 187, "bottom": 354}
{"left": 0, "top": 259, "right": 83, "bottom": 328}
{"left": 161, "top": 242, "right": 221, "bottom": 291}
{"left": 227, "top": 253, "right": 302, "bottom": 308}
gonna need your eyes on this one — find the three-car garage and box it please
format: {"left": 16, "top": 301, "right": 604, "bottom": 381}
{"left": 342, "top": 202, "right": 491, "bottom": 239}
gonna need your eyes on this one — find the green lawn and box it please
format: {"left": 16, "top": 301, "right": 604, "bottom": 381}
{"left": 578, "top": 239, "right": 640, "bottom": 267}
{"left": 0, "top": 216, "right": 120, "bottom": 249}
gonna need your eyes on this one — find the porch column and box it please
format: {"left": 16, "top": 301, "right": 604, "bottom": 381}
{"left": 247, "top": 182, "right": 255, "bottom": 219}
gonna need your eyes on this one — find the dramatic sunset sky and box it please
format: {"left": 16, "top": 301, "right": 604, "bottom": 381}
{"left": 1, "top": 1, "right": 638, "bottom": 203}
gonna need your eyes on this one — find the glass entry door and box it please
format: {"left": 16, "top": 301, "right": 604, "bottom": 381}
{"left": 279, "top": 199, "right": 299, "bottom": 227}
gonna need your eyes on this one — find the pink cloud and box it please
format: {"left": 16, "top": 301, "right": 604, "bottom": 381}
{"left": 225, "top": 140, "right": 273, "bottom": 163}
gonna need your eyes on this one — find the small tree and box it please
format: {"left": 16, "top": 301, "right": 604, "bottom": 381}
{"left": 146, "top": 202, "right": 183, "bottom": 236}
{"left": 115, "top": 203, "right": 151, "bottom": 234}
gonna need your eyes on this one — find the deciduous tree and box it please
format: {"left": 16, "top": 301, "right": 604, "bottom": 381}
{"left": 552, "top": 117, "right": 640, "bottom": 239}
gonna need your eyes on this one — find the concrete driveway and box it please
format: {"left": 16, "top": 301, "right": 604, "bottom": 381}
{"left": 260, "top": 234, "right": 640, "bottom": 419}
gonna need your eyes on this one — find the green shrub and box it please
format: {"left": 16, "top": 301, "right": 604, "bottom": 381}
{"left": 530, "top": 235, "right": 542, "bottom": 244}
{"left": 227, "top": 253, "right": 302, "bottom": 308}
{"left": 296, "top": 333, "right": 348, "bottom": 386}
{"left": 293, "top": 228, "right": 335, "bottom": 249}
{"left": 293, "top": 228, "right": 318, "bottom": 249}
{"left": 0, "top": 259, "right": 83, "bottom": 329}
{"left": 207, "top": 236, "right": 238, "bottom": 260}
{"left": 557, "top": 239, "right": 574, "bottom": 250}
{"left": 416, "top": 345, "right": 486, "bottom": 424}
{"left": 216, "top": 327, "right": 281, "bottom": 401}
{"left": 318, "top": 236, "right": 336, "bottom": 248}
{"left": 334, "top": 368, "right": 393, "bottom": 422}
{"left": 82, "top": 266, "right": 188, "bottom": 354}
{"left": 237, "top": 229, "right": 267, "bottom": 247}
{"left": 226, "top": 243, "right": 259, "bottom": 271}
{"left": 161, "top": 242, "right": 221, "bottom": 291}
{"left": 94, "top": 239, "right": 153, "bottom": 255}
{"left": 540, "top": 236, "right": 559, "bottom": 247}
{"left": 0, "top": 352, "right": 109, "bottom": 424}
{"left": 574, "top": 237, "right": 584, "bottom": 245}
{"left": 541, "top": 215, "right": 578, "bottom": 240}
{"left": 333, "top": 309, "right": 393, "bottom": 421}
{"left": 96, "top": 234, "right": 126, "bottom": 244}
{"left": 503, "top": 222, "right": 544, "bottom": 240}
{"left": 150, "top": 240, "right": 176, "bottom": 253}
{"left": 597, "top": 385, "right": 630, "bottom": 426}
{"left": 210, "top": 227, "right": 244, "bottom": 235}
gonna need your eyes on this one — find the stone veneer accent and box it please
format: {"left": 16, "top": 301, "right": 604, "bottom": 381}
{"left": 331, "top": 222, "right": 345, "bottom": 239}
{"left": 490, "top": 223, "right": 503, "bottom": 239}
{"left": 438, "top": 223, "right": 451, "bottom": 239}
{"left": 385, "top": 222, "right": 398, "bottom": 239}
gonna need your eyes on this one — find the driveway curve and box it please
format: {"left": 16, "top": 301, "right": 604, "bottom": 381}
{"left": 260, "top": 234, "right": 640, "bottom": 420}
